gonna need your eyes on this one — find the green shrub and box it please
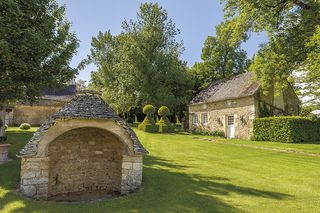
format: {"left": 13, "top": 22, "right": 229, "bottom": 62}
{"left": 157, "top": 123, "right": 169, "bottom": 133}
{"left": 175, "top": 123, "right": 183, "bottom": 131}
{"left": 155, "top": 115, "right": 160, "bottom": 124}
{"left": 157, "top": 106, "right": 173, "bottom": 133}
{"left": 4, "top": 125, "right": 8, "bottom": 130}
{"left": 143, "top": 104, "right": 155, "bottom": 115}
{"left": 19, "top": 123, "right": 31, "bottom": 130}
{"left": 138, "top": 104, "right": 157, "bottom": 132}
{"left": 131, "top": 122, "right": 140, "bottom": 128}
{"left": 158, "top": 106, "right": 170, "bottom": 116}
{"left": 139, "top": 123, "right": 159, "bottom": 132}
{"left": 189, "top": 126, "right": 225, "bottom": 137}
{"left": 158, "top": 118, "right": 174, "bottom": 133}
{"left": 253, "top": 116, "right": 320, "bottom": 142}
{"left": 175, "top": 115, "right": 181, "bottom": 124}
{"left": 139, "top": 118, "right": 157, "bottom": 132}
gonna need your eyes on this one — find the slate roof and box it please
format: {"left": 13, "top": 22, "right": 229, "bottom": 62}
{"left": 190, "top": 72, "right": 260, "bottom": 105}
{"left": 18, "top": 94, "right": 147, "bottom": 157}
{"left": 42, "top": 84, "right": 77, "bottom": 96}
{"left": 19, "top": 85, "right": 76, "bottom": 106}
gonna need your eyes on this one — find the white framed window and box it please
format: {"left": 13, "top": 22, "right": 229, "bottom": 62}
{"left": 227, "top": 115, "right": 234, "bottom": 126}
{"left": 201, "top": 113, "right": 208, "bottom": 124}
{"left": 192, "top": 114, "right": 199, "bottom": 125}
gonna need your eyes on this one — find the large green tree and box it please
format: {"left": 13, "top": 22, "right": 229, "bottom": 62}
{"left": 0, "top": 0, "right": 79, "bottom": 104}
{"left": 190, "top": 20, "right": 249, "bottom": 92}
{"left": 0, "top": 0, "right": 78, "bottom": 139}
{"left": 222, "top": 0, "right": 320, "bottom": 105}
{"left": 85, "top": 3, "right": 193, "bottom": 114}
{"left": 302, "top": 26, "right": 320, "bottom": 106}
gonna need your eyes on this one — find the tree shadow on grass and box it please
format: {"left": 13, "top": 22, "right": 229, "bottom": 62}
{"left": 146, "top": 155, "right": 191, "bottom": 170}
{"left": 0, "top": 154, "right": 293, "bottom": 213}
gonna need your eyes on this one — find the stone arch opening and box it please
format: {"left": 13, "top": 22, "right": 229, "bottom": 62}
{"left": 47, "top": 127, "right": 125, "bottom": 199}
{"left": 19, "top": 94, "right": 147, "bottom": 200}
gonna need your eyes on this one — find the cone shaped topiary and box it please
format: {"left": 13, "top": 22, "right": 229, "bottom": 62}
{"left": 175, "top": 115, "right": 183, "bottom": 131}
{"left": 131, "top": 115, "right": 140, "bottom": 127}
{"left": 158, "top": 106, "right": 173, "bottom": 133}
{"left": 138, "top": 104, "right": 158, "bottom": 132}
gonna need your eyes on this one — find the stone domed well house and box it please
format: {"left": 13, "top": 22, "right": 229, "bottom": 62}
{"left": 18, "top": 94, "right": 147, "bottom": 200}
{"left": 189, "top": 72, "right": 300, "bottom": 139}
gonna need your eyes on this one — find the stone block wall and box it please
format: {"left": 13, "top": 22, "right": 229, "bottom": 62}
{"left": 121, "top": 155, "right": 143, "bottom": 194}
{"left": 20, "top": 127, "right": 144, "bottom": 200}
{"left": 189, "top": 96, "right": 256, "bottom": 139}
{"left": 47, "top": 128, "right": 124, "bottom": 198}
{"left": 13, "top": 105, "right": 62, "bottom": 126}
{"left": 20, "top": 157, "right": 49, "bottom": 199}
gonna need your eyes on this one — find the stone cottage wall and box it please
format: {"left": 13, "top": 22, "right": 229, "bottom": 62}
{"left": 189, "top": 96, "right": 256, "bottom": 139}
{"left": 13, "top": 105, "right": 62, "bottom": 126}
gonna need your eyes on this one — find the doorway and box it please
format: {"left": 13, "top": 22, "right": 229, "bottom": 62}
{"left": 227, "top": 115, "right": 235, "bottom": 138}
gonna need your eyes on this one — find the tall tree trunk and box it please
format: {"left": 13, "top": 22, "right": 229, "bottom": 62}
{"left": 270, "top": 81, "right": 275, "bottom": 116}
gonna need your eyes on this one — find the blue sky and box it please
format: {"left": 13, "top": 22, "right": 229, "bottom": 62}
{"left": 58, "top": 0, "right": 268, "bottom": 82}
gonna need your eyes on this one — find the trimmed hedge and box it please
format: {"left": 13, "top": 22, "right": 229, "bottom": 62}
{"left": 143, "top": 105, "right": 155, "bottom": 115}
{"left": 19, "top": 123, "right": 31, "bottom": 130}
{"left": 139, "top": 123, "right": 159, "bottom": 132}
{"left": 158, "top": 106, "right": 170, "bottom": 116}
{"left": 252, "top": 116, "right": 320, "bottom": 142}
{"left": 138, "top": 117, "right": 157, "bottom": 132}
{"left": 138, "top": 104, "right": 157, "bottom": 133}
{"left": 157, "top": 106, "right": 174, "bottom": 133}
{"left": 158, "top": 118, "right": 174, "bottom": 133}
{"left": 130, "top": 122, "right": 140, "bottom": 128}
{"left": 174, "top": 123, "right": 183, "bottom": 131}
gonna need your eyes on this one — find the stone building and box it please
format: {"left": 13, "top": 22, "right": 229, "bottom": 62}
{"left": 189, "top": 72, "right": 300, "bottom": 139}
{"left": 18, "top": 94, "right": 147, "bottom": 200}
{"left": 5, "top": 84, "right": 76, "bottom": 126}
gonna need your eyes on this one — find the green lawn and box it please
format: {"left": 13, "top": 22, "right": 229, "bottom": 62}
{"left": 1, "top": 128, "right": 320, "bottom": 213}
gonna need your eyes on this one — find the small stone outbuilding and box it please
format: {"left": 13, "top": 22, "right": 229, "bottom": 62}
{"left": 18, "top": 94, "right": 147, "bottom": 200}
{"left": 5, "top": 84, "right": 76, "bottom": 126}
{"left": 189, "top": 72, "right": 300, "bottom": 139}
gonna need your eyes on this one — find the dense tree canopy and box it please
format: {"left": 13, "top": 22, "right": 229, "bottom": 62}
{"left": 85, "top": 3, "right": 193, "bottom": 114}
{"left": 303, "top": 26, "right": 320, "bottom": 105}
{"left": 222, "top": 0, "right": 320, "bottom": 105}
{"left": 190, "top": 20, "right": 249, "bottom": 92}
{"left": 0, "top": 0, "right": 79, "bottom": 104}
